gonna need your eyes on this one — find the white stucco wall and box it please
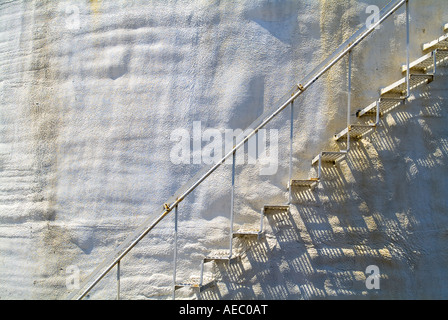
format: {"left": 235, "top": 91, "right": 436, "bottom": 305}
{"left": 0, "top": 0, "right": 447, "bottom": 299}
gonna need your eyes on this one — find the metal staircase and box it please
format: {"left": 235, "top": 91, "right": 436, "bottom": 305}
{"left": 66, "top": 0, "right": 448, "bottom": 300}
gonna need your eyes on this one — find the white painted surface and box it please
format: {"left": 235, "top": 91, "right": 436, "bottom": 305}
{"left": 0, "top": 0, "right": 447, "bottom": 299}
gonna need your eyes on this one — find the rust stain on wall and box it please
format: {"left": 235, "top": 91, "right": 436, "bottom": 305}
{"left": 318, "top": 0, "right": 357, "bottom": 148}
{"left": 28, "top": 0, "right": 59, "bottom": 222}
{"left": 26, "top": 0, "right": 75, "bottom": 298}
{"left": 90, "top": 0, "right": 102, "bottom": 16}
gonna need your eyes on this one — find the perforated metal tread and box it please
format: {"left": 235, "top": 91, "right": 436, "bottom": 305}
{"left": 233, "top": 229, "right": 262, "bottom": 238}
{"left": 356, "top": 97, "right": 405, "bottom": 117}
{"left": 334, "top": 124, "right": 376, "bottom": 141}
{"left": 312, "top": 151, "right": 347, "bottom": 165}
{"left": 174, "top": 279, "right": 216, "bottom": 292}
{"left": 175, "top": 280, "right": 201, "bottom": 289}
{"left": 423, "top": 33, "right": 448, "bottom": 51}
{"left": 401, "top": 49, "right": 448, "bottom": 73}
{"left": 263, "top": 205, "right": 290, "bottom": 212}
{"left": 203, "top": 255, "right": 238, "bottom": 263}
{"left": 380, "top": 74, "right": 434, "bottom": 96}
{"left": 289, "top": 179, "right": 319, "bottom": 188}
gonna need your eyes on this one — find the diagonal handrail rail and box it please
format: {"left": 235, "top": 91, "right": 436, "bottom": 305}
{"left": 67, "top": 0, "right": 409, "bottom": 300}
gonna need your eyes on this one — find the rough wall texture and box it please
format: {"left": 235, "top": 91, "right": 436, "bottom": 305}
{"left": 0, "top": 0, "right": 447, "bottom": 299}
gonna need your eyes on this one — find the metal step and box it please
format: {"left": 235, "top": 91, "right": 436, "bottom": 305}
{"left": 203, "top": 255, "right": 238, "bottom": 263}
{"left": 401, "top": 49, "right": 448, "bottom": 73}
{"left": 288, "top": 178, "right": 319, "bottom": 189}
{"left": 312, "top": 151, "right": 346, "bottom": 166}
{"left": 356, "top": 97, "right": 405, "bottom": 118}
{"left": 174, "top": 279, "right": 216, "bottom": 292}
{"left": 263, "top": 205, "right": 290, "bottom": 213}
{"left": 233, "top": 229, "right": 262, "bottom": 238}
{"left": 380, "top": 74, "right": 434, "bottom": 96}
{"left": 334, "top": 124, "right": 376, "bottom": 141}
{"left": 356, "top": 97, "right": 405, "bottom": 117}
{"left": 422, "top": 33, "right": 448, "bottom": 52}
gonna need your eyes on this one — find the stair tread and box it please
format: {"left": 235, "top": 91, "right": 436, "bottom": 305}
{"left": 290, "top": 179, "right": 319, "bottom": 187}
{"left": 334, "top": 124, "right": 376, "bottom": 141}
{"left": 380, "top": 74, "right": 434, "bottom": 96}
{"left": 357, "top": 97, "right": 405, "bottom": 117}
{"left": 401, "top": 49, "right": 448, "bottom": 72}
{"left": 423, "top": 33, "right": 448, "bottom": 51}
{"left": 233, "top": 230, "right": 261, "bottom": 237}
{"left": 234, "top": 229, "right": 260, "bottom": 234}
{"left": 175, "top": 282, "right": 201, "bottom": 288}
{"left": 312, "top": 151, "right": 346, "bottom": 165}
{"left": 204, "top": 255, "right": 238, "bottom": 262}
{"left": 263, "top": 205, "right": 290, "bottom": 212}
{"left": 175, "top": 279, "right": 216, "bottom": 291}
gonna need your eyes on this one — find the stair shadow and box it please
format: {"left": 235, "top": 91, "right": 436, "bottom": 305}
{"left": 196, "top": 70, "right": 448, "bottom": 300}
{"left": 290, "top": 186, "right": 317, "bottom": 204}
{"left": 295, "top": 201, "right": 398, "bottom": 298}
{"left": 289, "top": 143, "right": 404, "bottom": 298}
{"left": 319, "top": 161, "right": 351, "bottom": 206}
{"left": 198, "top": 236, "right": 271, "bottom": 299}
{"left": 201, "top": 209, "right": 310, "bottom": 299}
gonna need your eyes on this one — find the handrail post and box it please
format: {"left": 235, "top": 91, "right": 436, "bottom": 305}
{"left": 318, "top": 154, "right": 322, "bottom": 180}
{"left": 229, "top": 151, "right": 236, "bottom": 260}
{"left": 347, "top": 50, "right": 352, "bottom": 152}
{"left": 433, "top": 50, "right": 437, "bottom": 75}
{"left": 405, "top": 0, "right": 410, "bottom": 97}
{"left": 117, "top": 260, "right": 120, "bottom": 300}
{"left": 199, "top": 260, "right": 205, "bottom": 287}
{"left": 376, "top": 100, "right": 380, "bottom": 126}
{"left": 288, "top": 100, "right": 294, "bottom": 204}
{"left": 172, "top": 205, "right": 178, "bottom": 300}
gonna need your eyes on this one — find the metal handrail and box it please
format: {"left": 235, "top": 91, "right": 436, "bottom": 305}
{"left": 67, "top": 0, "right": 409, "bottom": 300}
